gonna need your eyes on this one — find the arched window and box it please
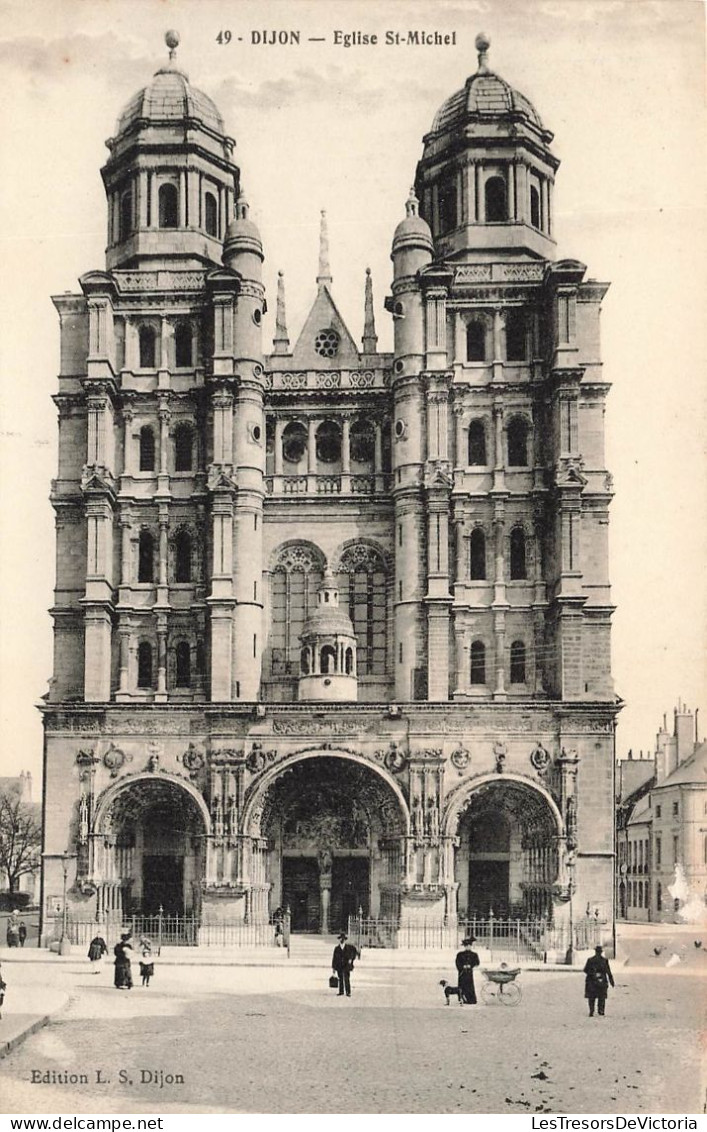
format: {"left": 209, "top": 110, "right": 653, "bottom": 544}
{"left": 270, "top": 545, "right": 324, "bottom": 676}
{"left": 350, "top": 418, "right": 375, "bottom": 466}
{"left": 438, "top": 180, "right": 457, "bottom": 234}
{"left": 138, "top": 531, "right": 154, "bottom": 583}
{"left": 466, "top": 320, "right": 486, "bottom": 362}
{"left": 320, "top": 645, "right": 337, "bottom": 674}
{"left": 656, "top": 882, "right": 662, "bottom": 911}
{"left": 316, "top": 420, "right": 341, "bottom": 465}
{"left": 204, "top": 192, "right": 218, "bottom": 237}
{"left": 468, "top": 420, "right": 487, "bottom": 466}
{"left": 530, "top": 185, "right": 541, "bottom": 229}
{"left": 282, "top": 421, "right": 308, "bottom": 466}
{"left": 174, "top": 530, "right": 192, "bottom": 583}
{"left": 175, "top": 323, "right": 192, "bottom": 368}
{"left": 510, "top": 527, "right": 527, "bottom": 580}
{"left": 139, "top": 425, "right": 155, "bottom": 472}
{"left": 337, "top": 544, "right": 387, "bottom": 676}
{"left": 174, "top": 423, "right": 193, "bottom": 472}
{"left": 507, "top": 417, "right": 530, "bottom": 467}
{"left": 139, "top": 326, "right": 156, "bottom": 369}
{"left": 485, "top": 176, "right": 507, "bottom": 222}
{"left": 158, "top": 183, "right": 178, "bottom": 228}
{"left": 345, "top": 647, "right": 354, "bottom": 675}
{"left": 469, "top": 528, "right": 486, "bottom": 581}
{"left": 470, "top": 640, "right": 486, "bottom": 685}
{"left": 119, "top": 189, "right": 132, "bottom": 241}
{"left": 300, "top": 648, "right": 310, "bottom": 676}
{"left": 137, "top": 642, "right": 153, "bottom": 688}
{"left": 510, "top": 640, "right": 526, "bottom": 684}
{"left": 175, "top": 641, "right": 191, "bottom": 688}
{"left": 505, "top": 310, "right": 527, "bottom": 362}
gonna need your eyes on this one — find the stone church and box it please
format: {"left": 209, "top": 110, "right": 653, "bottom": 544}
{"left": 41, "top": 32, "right": 618, "bottom": 939}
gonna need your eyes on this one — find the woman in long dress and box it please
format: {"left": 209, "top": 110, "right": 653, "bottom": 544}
{"left": 455, "top": 936, "right": 480, "bottom": 1004}
{"left": 113, "top": 933, "right": 133, "bottom": 989}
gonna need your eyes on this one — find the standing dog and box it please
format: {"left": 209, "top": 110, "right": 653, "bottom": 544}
{"left": 439, "top": 979, "right": 462, "bottom": 1005}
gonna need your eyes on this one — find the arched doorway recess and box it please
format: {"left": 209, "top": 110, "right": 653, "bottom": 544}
{"left": 91, "top": 775, "right": 209, "bottom": 919}
{"left": 446, "top": 776, "right": 563, "bottom": 920}
{"left": 247, "top": 755, "right": 408, "bottom": 932}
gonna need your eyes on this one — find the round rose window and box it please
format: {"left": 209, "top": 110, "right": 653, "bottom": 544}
{"left": 314, "top": 328, "right": 340, "bottom": 358}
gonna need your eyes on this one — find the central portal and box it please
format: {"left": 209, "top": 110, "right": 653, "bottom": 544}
{"left": 260, "top": 756, "right": 404, "bottom": 933}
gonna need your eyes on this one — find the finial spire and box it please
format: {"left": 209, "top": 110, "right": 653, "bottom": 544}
{"left": 236, "top": 186, "right": 249, "bottom": 220}
{"left": 405, "top": 187, "right": 419, "bottom": 218}
{"left": 475, "top": 32, "right": 490, "bottom": 74}
{"left": 273, "top": 271, "right": 290, "bottom": 355}
{"left": 165, "top": 29, "right": 180, "bottom": 62}
{"left": 317, "top": 209, "right": 332, "bottom": 288}
{"left": 362, "top": 268, "right": 377, "bottom": 354}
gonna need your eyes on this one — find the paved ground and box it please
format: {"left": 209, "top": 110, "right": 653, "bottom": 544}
{"left": 0, "top": 939, "right": 704, "bottom": 1115}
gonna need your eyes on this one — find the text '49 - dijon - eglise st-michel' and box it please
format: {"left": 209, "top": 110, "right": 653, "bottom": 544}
{"left": 240, "top": 30, "right": 458, "bottom": 47}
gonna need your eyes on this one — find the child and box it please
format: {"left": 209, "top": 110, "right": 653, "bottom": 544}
{"left": 139, "top": 937, "right": 155, "bottom": 987}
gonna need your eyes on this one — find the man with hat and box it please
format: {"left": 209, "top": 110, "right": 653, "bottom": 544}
{"left": 455, "top": 936, "right": 480, "bottom": 1004}
{"left": 331, "top": 933, "right": 358, "bottom": 997}
{"left": 583, "top": 944, "right": 615, "bottom": 1016}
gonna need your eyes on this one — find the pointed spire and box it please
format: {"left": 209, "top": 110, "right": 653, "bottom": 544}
{"left": 475, "top": 32, "right": 490, "bottom": 74}
{"left": 273, "top": 271, "right": 290, "bottom": 354}
{"left": 362, "top": 268, "right": 377, "bottom": 354}
{"left": 317, "top": 209, "right": 332, "bottom": 288}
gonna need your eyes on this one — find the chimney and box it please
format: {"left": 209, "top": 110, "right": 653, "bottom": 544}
{"left": 675, "top": 704, "right": 694, "bottom": 766}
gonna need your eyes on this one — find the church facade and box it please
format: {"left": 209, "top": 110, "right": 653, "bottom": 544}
{"left": 41, "top": 33, "right": 618, "bottom": 940}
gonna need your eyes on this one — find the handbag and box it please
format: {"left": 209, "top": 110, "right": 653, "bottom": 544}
{"left": 328, "top": 974, "right": 339, "bottom": 989}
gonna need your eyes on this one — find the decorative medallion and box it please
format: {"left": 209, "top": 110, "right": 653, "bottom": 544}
{"left": 246, "top": 744, "right": 267, "bottom": 774}
{"left": 450, "top": 746, "right": 471, "bottom": 774}
{"left": 383, "top": 743, "right": 408, "bottom": 774}
{"left": 530, "top": 742, "right": 551, "bottom": 773}
{"left": 180, "top": 743, "right": 205, "bottom": 775}
{"left": 493, "top": 741, "right": 507, "bottom": 774}
{"left": 103, "top": 743, "right": 126, "bottom": 778}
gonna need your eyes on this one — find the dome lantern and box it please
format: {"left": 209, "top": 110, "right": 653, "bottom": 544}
{"left": 101, "top": 32, "right": 240, "bottom": 271}
{"left": 298, "top": 570, "right": 358, "bottom": 703}
{"left": 414, "top": 35, "right": 560, "bottom": 263}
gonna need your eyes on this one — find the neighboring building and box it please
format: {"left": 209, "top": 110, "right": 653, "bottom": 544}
{"left": 41, "top": 33, "right": 619, "bottom": 942}
{"left": 615, "top": 750, "right": 655, "bottom": 920}
{"left": 0, "top": 772, "right": 40, "bottom": 903}
{"left": 617, "top": 704, "right": 704, "bottom": 922}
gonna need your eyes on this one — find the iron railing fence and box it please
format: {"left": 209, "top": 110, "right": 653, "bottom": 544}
{"left": 348, "top": 915, "right": 606, "bottom": 961}
{"left": 66, "top": 911, "right": 291, "bottom": 953}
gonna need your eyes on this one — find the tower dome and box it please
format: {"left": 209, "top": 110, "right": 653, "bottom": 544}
{"left": 115, "top": 66, "right": 226, "bottom": 138}
{"left": 102, "top": 32, "right": 239, "bottom": 271}
{"left": 415, "top": 35, "right": 559, "bottom": 262}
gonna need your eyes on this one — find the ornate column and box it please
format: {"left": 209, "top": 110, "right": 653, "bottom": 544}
{"left": 156, "top": 614, "right": 168, "bottom": 701}
{"left": 117, "top": 625, "right": 131, "bottom": 696}
{"left": 453, "top": 404, "right": 465, "bottom": 468}
{"left": 508, "top": 161, "right": 516, "bottom": 220}
{"left": 158, "top": 397, "right": 170, "bottom": 475}
{"left": 374, "top": 420, "right": 384, "bottom": 491}
{"left": 119, "top": 515, "right": 132, "bottom": 589}
{"left": 274, "top": 418, "right": 284, "bottom": 478}
{"left": 307, "top": 417, "right": 318, "bottom": 492}
{"left": 341, "top": 412, "right": 351, "bottom": 493}
{"left": 476, "top": 162, "right": 484, "bottom": 222}
{"left": 179, "top": 171, "right": 187, "bottom": 228}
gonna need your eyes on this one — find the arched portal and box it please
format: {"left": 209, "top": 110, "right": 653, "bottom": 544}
{"left": 245, "top": 755, "right": 408, "bottom": 933}
{"left": 91, "top": 775, "right": 209, "bottom": 920}
{"left": 445, "top": 776, "right": 562, "bottom": 921}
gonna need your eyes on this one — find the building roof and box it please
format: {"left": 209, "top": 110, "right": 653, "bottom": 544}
{"left": 627, "top": 794, "right": 652, "bottom": 827}
{"left": 430, "top": 70, "right": 545, "bottom": 135}
{"left": 653, "top": 741, "right": 707, "bottom": 790}
{"left": 115, "top": 65, "right": 225, "bottom": 137}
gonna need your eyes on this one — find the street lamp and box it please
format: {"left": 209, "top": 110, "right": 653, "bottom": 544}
{"left": 58, "top": 853, "right": 77, "bottom": 957}
{"left": 565, "top": 852, "right": 576, "bottom": 966}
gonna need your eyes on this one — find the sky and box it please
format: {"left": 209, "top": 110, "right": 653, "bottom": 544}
{"left": 0, "top": 0, "right": 705, "bottom": 783}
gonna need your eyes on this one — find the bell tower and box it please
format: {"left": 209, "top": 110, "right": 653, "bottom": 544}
{"left": 415, "top": 35, "right": 559, "bottom": 263}
{"left": 102, "top": 30, "right": 240, "bottom": 271}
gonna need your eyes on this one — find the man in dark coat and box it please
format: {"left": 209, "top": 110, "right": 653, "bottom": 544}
{"left": 455, "top": 937, "right": 480, "bottom": 1004}
{"left": 331, "top": 933, "right": 358, "bottom": 997}
{"left": 583, "top": 944, "right": 615, "bottom": 1016}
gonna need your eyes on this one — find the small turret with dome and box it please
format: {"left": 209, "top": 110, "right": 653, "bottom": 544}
{"left": 414, "top": 35, "right": 559, "bottom": 262}
{"left": 102, "top": 31, "right": 240, "bottom": 270}
{"left": 298, "top": 571, "right": 357, "bottom": 703}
